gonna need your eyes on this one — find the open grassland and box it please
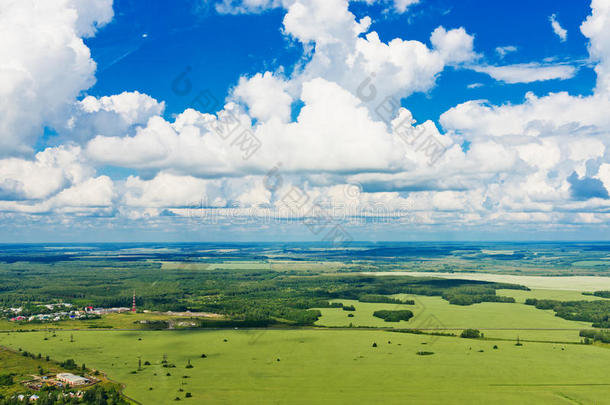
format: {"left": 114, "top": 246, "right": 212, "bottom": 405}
{"left": 497, "top": 289, "right": 609, "bottom": 303}
{"left": 1, "top": 330, "right": 610, "bottom": 404}
{"left": 367, "top": 272, "right": 610, "bottom": 291}
{"left": 314, "top": 297, "right": 592, "bottom": 342}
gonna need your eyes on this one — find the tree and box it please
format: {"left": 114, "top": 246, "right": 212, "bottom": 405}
{"left": 460, "top": 329, "right": 481, "bottom": 339}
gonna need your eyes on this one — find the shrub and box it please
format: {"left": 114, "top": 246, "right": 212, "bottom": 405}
{"left": 460, "top": 329, "right": 481, "bottom": 339}
{"left": 0, "top": 374, "right": 14, "bottom": 387}
{"left": 416, "top": 351, "right": 434, "bottom": 356}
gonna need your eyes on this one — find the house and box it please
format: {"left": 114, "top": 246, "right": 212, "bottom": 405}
{"left": 29, "top": 394, "right": 39, "bottom": 401}
{"left": 56, "top": 373, "right": 89, "bottom": 386}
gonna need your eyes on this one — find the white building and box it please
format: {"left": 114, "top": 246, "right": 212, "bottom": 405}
{"left": 56, "top": 373, "right": 89, "bottom": 386}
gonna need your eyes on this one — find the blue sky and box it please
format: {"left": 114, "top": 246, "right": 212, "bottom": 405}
{"left": 84, "top": 0, "right": 596, "bottom": 126}
{"left": 1, "top": 0, "right": 610, "bottom": 242}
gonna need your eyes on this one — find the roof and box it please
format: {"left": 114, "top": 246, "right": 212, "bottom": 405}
{"left": 56, "top": 373, "right": 89, "bottom": 384}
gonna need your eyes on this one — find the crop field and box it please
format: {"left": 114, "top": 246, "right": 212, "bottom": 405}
{"left": 1, "top": 329, "right": 609, "bottom": 404}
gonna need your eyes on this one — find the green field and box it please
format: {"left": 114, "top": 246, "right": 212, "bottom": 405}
{"left": 571, "top": 260, "right": 610, "bottom": 267}
{"left": 497, "top": 289, "right": 609, "bottom": 303}
{"left": 314, "top": 296, "right": 593, "bottom": 342}
{"left": 1, "top": 330, "right": 609, "bottom": 404}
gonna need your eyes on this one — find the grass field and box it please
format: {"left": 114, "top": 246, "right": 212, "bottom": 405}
{"left": 314, "top": 296, "right": 593, "bottom": 342}
{"left": 1, "top": 329, "right": 609, "bottom": 404}
{"left": 497, "top": 289, "right": 609, "bottom": 303}
{"left": 367, "top": 272, "right": 610, "bottom": 291}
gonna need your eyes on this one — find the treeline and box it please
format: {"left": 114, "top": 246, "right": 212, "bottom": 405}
{"left": 372, "top": 310, "right": 413, "bottom": 322}
{"left": 358, "top": 295, "right": 414, "bottom": 305}
{"left": 442, "top": 286, "right": 516, "bottom": 306}
{"left": 580, "top": 329, "right": 610, "bottom": 343}
{"left": 525, "top": 299, "right": 610, "bottom": 328}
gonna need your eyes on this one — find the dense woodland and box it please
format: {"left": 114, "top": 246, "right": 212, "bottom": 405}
{"left": 525, "top": 299, "right": 610, "bottom": 328}
{"left": 372, "top": 310, "right": 414, "bottom": 322}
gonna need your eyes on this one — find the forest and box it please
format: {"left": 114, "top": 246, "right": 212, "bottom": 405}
{"left": 0, "top": 257, "right": 528, "bottom": 326}
{"left": 525, "top": 298, "right": 610, "bottom": 328}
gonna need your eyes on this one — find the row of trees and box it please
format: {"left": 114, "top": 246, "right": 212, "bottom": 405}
{"left": 579, "top": 329, "right": 610, "bottom": 343}
{"left": 358, "top": 295, "right": 414, "bottom": 305}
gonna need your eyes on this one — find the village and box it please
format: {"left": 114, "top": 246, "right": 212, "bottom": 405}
{"left": 4, "top": 304, "right": 131, "bottom": 323}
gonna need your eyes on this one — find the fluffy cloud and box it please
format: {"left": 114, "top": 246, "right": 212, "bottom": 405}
{"left": 0, "top": 145, "right": 114, "bottom": 213}
{"left": 86, "top": 78, "right": 409, "bottom": 174}
{"left": 581, "top": 0, "right": 610, "bottom": 94}
{"left": 0, "top": 0, "right": 113, "bottom": 156}
{"left": 232, "top": 72, "right": 292, "bottom": 123}
{"left": 0, "top": 146, "right": 92, "bottom": 201}
{"left": 61, "top": 91, "right": 165, "bottom": 143}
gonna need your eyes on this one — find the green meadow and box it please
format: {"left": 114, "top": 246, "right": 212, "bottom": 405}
{"left": 314, "top": 296, "right": 593, "bottom": 342}
{"left": 1, "top": 329, "right": 609, "bottom": 404}
{"left": 497, "top": 289, "right": 609, "bottom": 303}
